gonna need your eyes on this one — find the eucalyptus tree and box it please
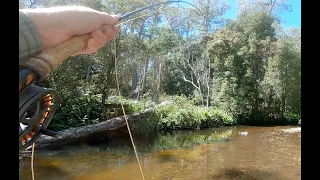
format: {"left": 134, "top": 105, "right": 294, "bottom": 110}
{"left": 207, "top": 12, "right": 276, "bottom": 114}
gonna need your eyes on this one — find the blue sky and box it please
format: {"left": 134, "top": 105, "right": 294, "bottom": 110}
{"left": 177, "top": 0, "right": 301, "bottom": 29}
{"left": 224, "top": 0, "right": 301, "bottom": 29}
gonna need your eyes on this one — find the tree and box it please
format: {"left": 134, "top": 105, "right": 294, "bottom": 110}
{"left": 236, "top": 0, "right": 292, "bottom": 16}
{"left": 191, "top": 0, "right": 230, "bottom": 35}
{"left": 207, "top": 12, "right": 276, "bottom": 114}
{"left": 269, "top": 27, "right": 301, "bottom": 116}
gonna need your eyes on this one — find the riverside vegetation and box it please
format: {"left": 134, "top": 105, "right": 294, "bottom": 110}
{"left": 20, "top": 0, "right": 301, "bottom": 137}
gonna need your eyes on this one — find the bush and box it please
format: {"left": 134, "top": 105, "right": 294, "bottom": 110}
{"left": 49, "top": 94, "right": 157, "bottom": 131}
{"left": 235, "top": 111, "right": 301, "bottom": 126}
{"left": 235, "top": 111, "right": 269, "bottom": 125}
{"left": 284, "top": 112, "right": 300, "bottom": 125}
{"left": 48, "top": 92, "right": 102, "bottom": 131}
{"left": 156, "top": 105, "right": 236, "bottom": 131}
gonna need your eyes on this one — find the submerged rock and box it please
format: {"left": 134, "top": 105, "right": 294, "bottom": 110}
{"left": 238, "top": 131, "right": 248, "bottom": 136}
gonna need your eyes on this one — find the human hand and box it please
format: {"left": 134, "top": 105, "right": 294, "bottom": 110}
{"left": 20, "top": 6, "right": 119, "bottom": 55}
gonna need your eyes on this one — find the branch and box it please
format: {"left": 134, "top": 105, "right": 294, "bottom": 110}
{"left": 181, "top": 73, "right": 199, "bottom": 90}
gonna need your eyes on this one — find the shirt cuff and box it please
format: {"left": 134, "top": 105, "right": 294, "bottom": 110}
{"left": 19, "top": 11, "right": 43, "bottom": 62}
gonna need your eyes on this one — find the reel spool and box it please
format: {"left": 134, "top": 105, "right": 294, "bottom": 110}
{"left": 19, "top": 68, "right": 59, "bottom": 151}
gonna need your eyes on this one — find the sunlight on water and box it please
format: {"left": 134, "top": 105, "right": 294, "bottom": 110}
{"left": 19, "top": 126, "right": 301, "bottom": 180}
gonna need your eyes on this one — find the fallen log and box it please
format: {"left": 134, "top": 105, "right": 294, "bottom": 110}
{"left": 35, "top": 108, "right": 154, "bottom": 149}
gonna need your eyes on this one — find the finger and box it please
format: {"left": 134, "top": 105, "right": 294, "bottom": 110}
{"left": 72, "top": 38, "right": 100, "bottom": 56}
{"left": 74, "top": 38, "right": 101, "bottom": 55}
{"left": 102, "top": 28, "right": 116, "bottom": 41}
{"left": 112, "top": 25, "right": 120, "bottom": 33}
{"left": 99, "top": 13, "right": 119, "bottom": 25}
{"left": 91, "top": 30, "right": 108, "bottom": 47}
{"left": 72, "top": 31, "right": 114, "bottom": 56}
{"left": 86, "top": 38, "right": 102, "bottom": 53}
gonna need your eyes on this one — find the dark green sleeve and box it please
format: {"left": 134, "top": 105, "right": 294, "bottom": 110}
{"left": 19, "top": 11, "right": 42, "bottom": 62}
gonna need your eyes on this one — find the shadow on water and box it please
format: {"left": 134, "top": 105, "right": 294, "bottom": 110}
{"left": 19, "top": 159, "right": 71, "bottom": 180}
{"left": 209, "top": 167, "right": 279, "bottom": 180}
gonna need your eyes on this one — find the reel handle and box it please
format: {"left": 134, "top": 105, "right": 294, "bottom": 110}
{"left": 19, "top": 24, "right": 115, "bottom": 81}
{"left": 19, "top": 68, "right": 36, "bottom": 93}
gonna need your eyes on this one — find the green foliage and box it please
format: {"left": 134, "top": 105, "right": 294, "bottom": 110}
{"left": 236, "top": 111, "right": 269, "bottom": 125}
{"left": 235, "top": 111, "right": 300, "bottom": 126}
{"left": 148, "top": 27, "right": 183, "bottom": 55}
{"left": 162, "top": 50, "right": 194, "bottom": 96}
{"left": 131, "top": 109, "right": 159, "bottom": 137}
{"left": 283, "top": 112, "right": 300, "bottom": 125}
{"left": 126, "top": 95, "right": 236, "bottom": 134}
{"left": 25, "top": 0, "right": 300, "bottom": 132}
{"left": 154, "top": 96, "right": 236, "bottom": 131}
{"left": 156, "top": 105, "right": 235, "bottom": 131}
{"left": 48, "top": 91, "right": 102, "bottom": 131}
{"left": 49, "top": 94, "right": 156, "bottom": 131}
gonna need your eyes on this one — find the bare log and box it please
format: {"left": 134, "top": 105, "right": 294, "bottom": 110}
{"left": 35, "top": 109, "right": 154, "bottom": 149}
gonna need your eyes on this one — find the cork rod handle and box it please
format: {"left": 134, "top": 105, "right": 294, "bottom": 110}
{"left": 19, "top": 24, "right": 114, "bottom": 80}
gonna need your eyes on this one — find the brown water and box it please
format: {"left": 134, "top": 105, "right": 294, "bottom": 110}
{"left": 19, "top": 125, "right": 301, "bottom": 180}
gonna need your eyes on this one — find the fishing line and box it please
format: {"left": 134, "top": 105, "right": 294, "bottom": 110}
{"left": 113, "top": 39, "right": 145, "bottom": 180}
{"left": 110, "top": 1, "right": 203, "bottom": 179}
{"left": 112, "top": 2, "right": 202, "bottom": 179}
{"left": 31, "top": 143, "right": 35, "bottom": 180}
{"left": 25, "top": 1, "right": 203, "bottom": 180}
{"left": 113, "top": 7, "right": 171, "bottom": 180}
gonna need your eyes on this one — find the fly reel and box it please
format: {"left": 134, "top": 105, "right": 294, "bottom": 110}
{"left": 19, "top": 68, "right": 59, "bottom": 151}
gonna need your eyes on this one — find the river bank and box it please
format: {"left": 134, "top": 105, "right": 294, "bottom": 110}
{"left": 31, "top": 96, "right": 300, "bottom": 150}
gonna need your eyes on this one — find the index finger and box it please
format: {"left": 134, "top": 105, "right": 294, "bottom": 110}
{"left": 99, "top": 13, "right": 119, "bottom": 25}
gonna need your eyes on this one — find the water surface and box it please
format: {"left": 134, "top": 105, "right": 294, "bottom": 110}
{"left": 19, "top": 125, "right": 301, "bottom": 180}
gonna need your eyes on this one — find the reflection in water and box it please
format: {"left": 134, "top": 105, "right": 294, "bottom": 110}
{"left": 19, "top": 126, "right": 301, "bottom": 180}
{"left": 209, "top": 168, "right": 278, "bottom": 180}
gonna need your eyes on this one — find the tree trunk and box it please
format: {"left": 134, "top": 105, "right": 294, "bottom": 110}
{"left": 156, "top": 63, "right": 162, "bottom": 103}
{"left": 137, "top": 59, "right": 149, "bottom": 100}
{"left": 101, "top": 76, "right": 112, "bottom": 107}
{"left": 152, "top": 60, "right": 158, "bottom": 102}
{"left": 206, "top": 58, "right": 211, "bottom": 107}
{"left": 268, "top": 0, "right": 276, "bottom": 15}
{"left": 142, "top": 58, "right": 149, "bottom": 94}
{"left": 280, "top": 94, "right": 286, "bottom": 118}
{"left": 130, "top": 25, "right": 138, "bottom": 99}
{"left": 35, "top": 109, "right": 154, "bottom": 149}
{"left": 131, "top": 65, "right": 138, "bottom": 98}
{"left": 101, "top": 31, "right": 120, "bottom": 107}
